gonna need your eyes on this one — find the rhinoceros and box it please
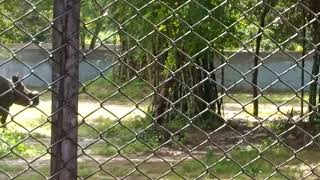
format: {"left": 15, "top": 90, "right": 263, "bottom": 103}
{"left": 0, "top": 75, "right": 39, "bottom": 127}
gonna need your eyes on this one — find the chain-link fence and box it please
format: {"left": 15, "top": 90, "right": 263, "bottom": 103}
{"left": 0, "top": 0, "right": 320, "bottom": 179}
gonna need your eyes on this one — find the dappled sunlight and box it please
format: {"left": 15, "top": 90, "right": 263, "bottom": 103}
{"left": 223, "top": 103, "right": 308, "bottom": 122}
{"left": 6, "top": 100, "right": 148, "bottom": 137}
{"left": 6, "top": 98, "right": 308, "bottom": 137}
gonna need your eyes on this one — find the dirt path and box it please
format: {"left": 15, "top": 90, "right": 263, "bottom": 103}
{"left": 223, "top": 102, "right": 306, "bottom": 122}
{"left": 11, "top": 100, "right": 305, "bottom": 122}
{"left": 11, "top": 100, "right": 148, "bottom": 121}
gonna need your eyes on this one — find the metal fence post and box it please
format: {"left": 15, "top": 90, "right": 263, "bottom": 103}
{"left": 50, "top": 0, "right": 80, "bottom": 179}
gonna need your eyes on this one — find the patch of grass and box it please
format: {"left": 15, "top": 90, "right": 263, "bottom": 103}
{"left": 8, "top": 104, "right": 51, "bottom": 137}
{"left": 79, "top": 116, "right": 159, "bottom": 156}
{"left": 170, "top": 147, "right": 304, "bottom": 179}
{"left": 89, "top": 142, "right": 118, "bottom": 156}
{"left": 0, "top": 162, "right": 49, "bottom": 180}
{"left": 0, "top": 146, "right": 316, "bottom": 179}
{"left": 119, "top": 140, "right": 154, "bottom": 154}
{"left": 0, "top": 130, "right": 27, "bottom": 157}
{"left": 81, "top": 74, "right": 153, "bottom": 103}
{"left": 78, "top": 160, "right": 135, "bottom": 179}
{"left": 224, "top": 92, "right": 309, "bottom": 105}
{"left": 78, "top": 117, "right": 115, "bottom": 138}
{"left": 0, "top": 128, "right": 48, "bottom": 159}
{"left": 14, "top": 142, "right": 47, "bottom": 159}
{"left": 0, "top": 158, "right": 50, "bottom": 179}
{"left": 78, "top": 162, "right": 99, "bottom": 178}
{"left": 0, "top": 162, "right": 26, "bottom": 175}
{"left": 90, "top": 140, "right": 154, "bottom": 156}
{"left": 38, "top": 73, "right": 309, "bottom": 108}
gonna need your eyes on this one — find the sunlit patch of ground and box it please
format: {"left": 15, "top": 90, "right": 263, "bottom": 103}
{"left": 6, "top": 100, "right": 148, "bottom": 136}
{"left": 10, "top": 100, "right": 148, "bottom": 121}
{"left": 223, "top": 103, "right": 307, "bottom": 122}
{"left": 9, "top": 100, "right": 305, "bottom": 123}
{"left": 5, "top": 99, "right": 308, "bottom": 137}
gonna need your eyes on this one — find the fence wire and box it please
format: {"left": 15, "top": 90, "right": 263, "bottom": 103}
{"left": 0, "top": 0, "right": 320, "bottom": 179}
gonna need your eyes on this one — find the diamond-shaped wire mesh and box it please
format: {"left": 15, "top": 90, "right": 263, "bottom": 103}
{"left": 0, "top": 0, "right": 320, "bottom": 179}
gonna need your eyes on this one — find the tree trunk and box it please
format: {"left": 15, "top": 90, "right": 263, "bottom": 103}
{"left": 252, "top": 0, "right": 276, "bottom": 117}
{"left": 309, "top": 54, "right": 320, "bottom": 121}
{"left": 155, "top": 81, "right": 170, "bottom": 126}
{"left": 51, "top": 0, "right": 80, "bottom": 179}
{"left": 308, "top": 0, "right": 320, "bottom": 122}
{"left": 154, "top": 51, "right": 170, "bottom": 141}
{"left": 89, "top": 22, "right": 103, "bottom": 50}
{"left": 112, "top": 35, "right": 118, "bottom": 81}
{"left": 80, "top": 32, "right": 85, "bottom": 50}
{"left": 301, "top": 19, "right": 307, "bottom": 117}
{"left": 220, "top": 49, "right": 225, "bottom": 115}
{"left": 118, "top": 37, "right": 127, "bottom": 81}
{"left": 192, "top": 53, "right": 223, "bottom": 129}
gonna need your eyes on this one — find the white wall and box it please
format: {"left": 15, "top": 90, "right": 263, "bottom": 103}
{"left": 0, "top": 46, "right": 314, "bottom": 91}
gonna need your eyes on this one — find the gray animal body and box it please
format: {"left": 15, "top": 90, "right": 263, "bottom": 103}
{"left": 0, "top": 75, "right": 39, "bottom": 127}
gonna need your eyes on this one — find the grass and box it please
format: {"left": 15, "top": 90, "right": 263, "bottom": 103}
{"left": 0, "top": 145, "right": 315, "bottom": 179}
{"left": 0, "top": 128, "right": 47, "bottom": 159}
{"left": 0, "top": 128, "right": 48, "bottom": 159}
{"left": 1, "top": 102, "right": 153, "bottom": 160}
{"left": 1, "top": 77, "right": 319, "bottom": 179}
{"left": 34, "top": 82, "right": 309, "bottom": 123}
{"left": 1, "top": 115, "right": 318, "bottom": 179}
{"left": 78, "top": 116, "right": 159, "bottom": 156}
{"left": 30, "top": 69, "right": 310, "bottom": 107}
{"left": 37, "top": 75, "right": 308, "bottom": 106}
{"left": 81, "top": 75, "right": 153, "bottom": 103}
{"left": 0, "top": 116, "right": 158, "bottom": 160}
{"left": 32, "top": 72, "right": 153, "bottom": 104}
{"left": 162, "top": 146, "right": 306, "bottom": 179}
{"left": 224, "top": 91, "right": 309, "bottom": 105}
{"left": 0, "top": 130, "right": 26, "bottom": 157}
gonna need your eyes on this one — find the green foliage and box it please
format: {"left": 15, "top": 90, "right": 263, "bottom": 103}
{"left": 163, "top": 50, "right": 177, "bottom": 75}
{"left": 0, "top": 0, "right": 310, "bottom": 52}
{"left": 0, "top": 129, "right": 47, "bottom": 158}
{"left": 0, "top": 129, "right": 26, "bottom": 156}
{"left": 0, "top": 0, "right": 52, "bottom": 43}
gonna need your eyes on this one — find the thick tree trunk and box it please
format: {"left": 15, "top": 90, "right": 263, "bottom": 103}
{"left": 51, "top": 0, "right": 80, "bottom": 179}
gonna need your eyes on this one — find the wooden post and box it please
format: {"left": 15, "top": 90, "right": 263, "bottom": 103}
{"left": 50, "top": 0, "right": 80, "bottom": 179}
